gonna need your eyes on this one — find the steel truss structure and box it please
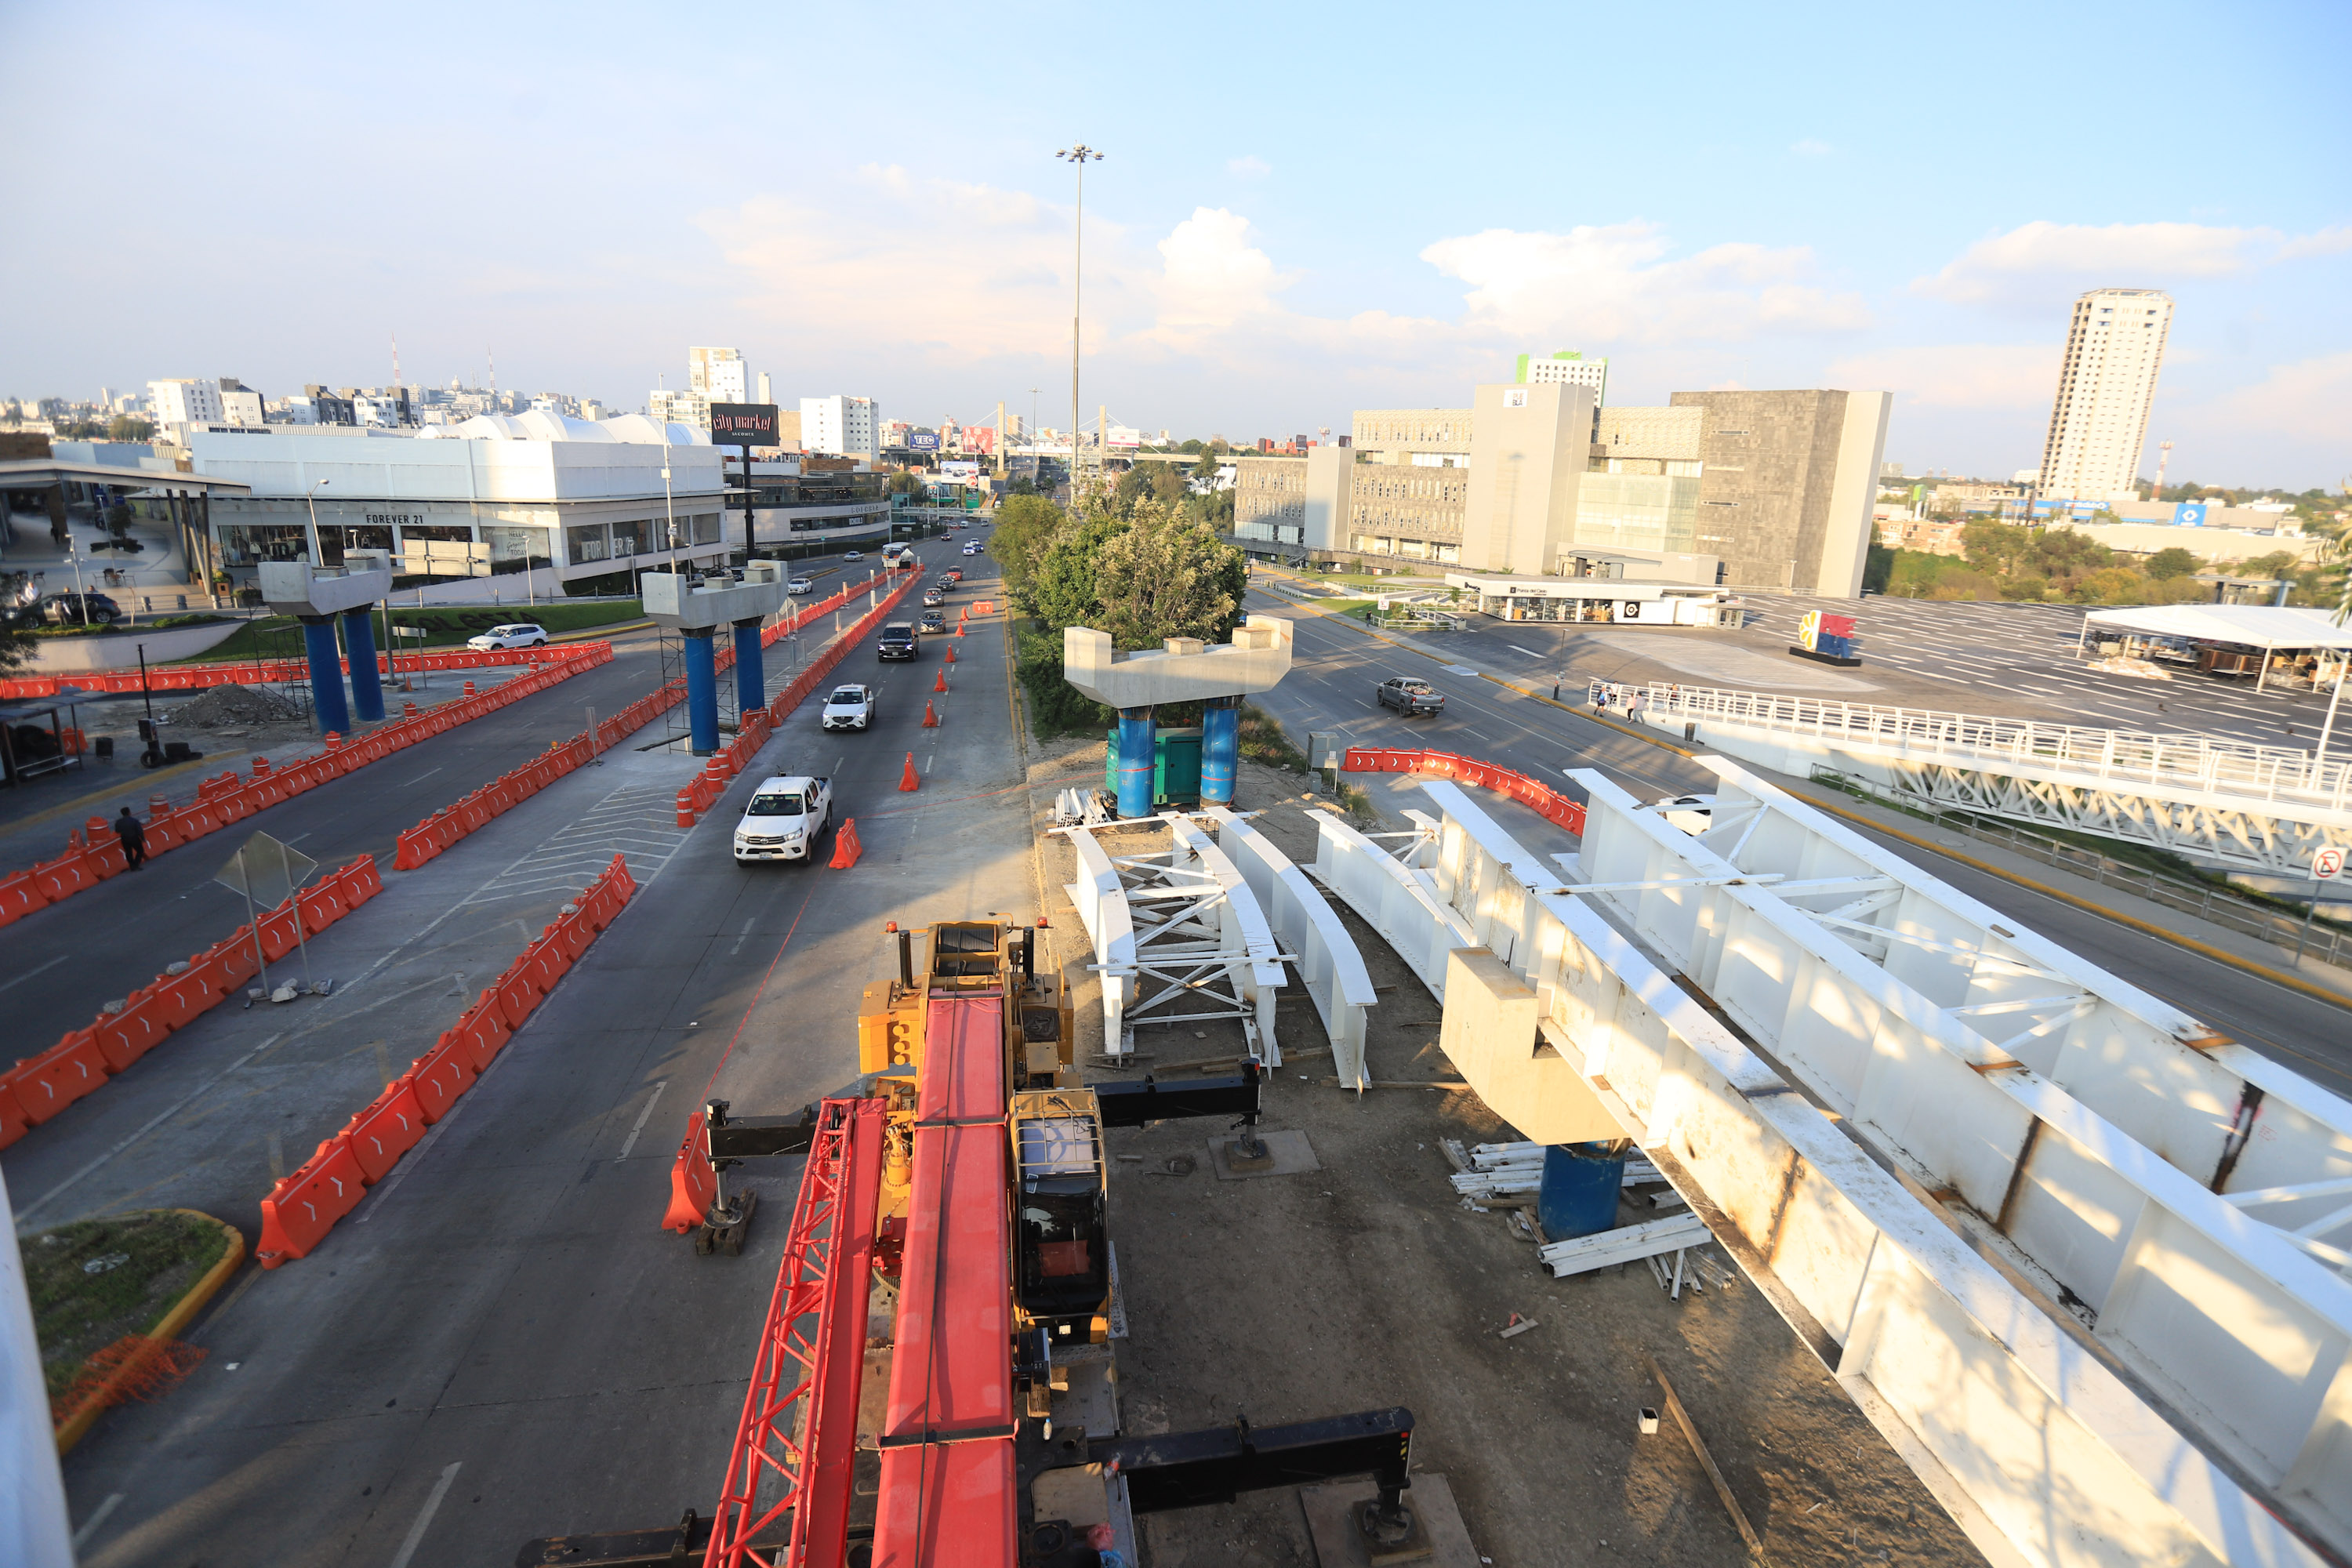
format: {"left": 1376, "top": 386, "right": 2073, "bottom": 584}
{"left": 1590, "top": 677, "right": 2352, "bottom": 874}
{"left": 703, "top": 1098, "right": 884, "bottom": 1568}
{"left": 1063, "top": 818, "right": 1288, "bottom": 1060}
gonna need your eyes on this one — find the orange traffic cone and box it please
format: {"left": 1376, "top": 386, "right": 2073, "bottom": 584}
{"left": 922, "top": 700, "right": 939, "bottom": 728}
{"left": 954, "top": 621, "right": 967, "bottom": 637}
{"left": 943, "top": 644, "right": 956, "bottom": 663}
{"left": 933, "top": 669, "right": 948, "bottom": 693}
{"left": 899, "top": 753, "right": 920, "bottom": 792}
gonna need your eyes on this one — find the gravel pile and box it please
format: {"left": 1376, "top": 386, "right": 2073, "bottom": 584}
{"left": 174, "top": 683, "right": 305, "bottom": 726}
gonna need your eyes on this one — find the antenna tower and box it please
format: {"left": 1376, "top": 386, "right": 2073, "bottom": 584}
{"left": 2151, "top": 439, "right": 2175, "bottom": 502}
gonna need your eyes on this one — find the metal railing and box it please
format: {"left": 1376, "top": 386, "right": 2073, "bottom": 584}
{"left": 1808, "top": 766, "right": 2352, "bottom": 974}
{"left": 1589, "top": 678, "right": 2352, "bottom": 811}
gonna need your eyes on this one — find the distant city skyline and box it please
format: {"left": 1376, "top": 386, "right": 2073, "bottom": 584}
{"left": 2, "top": 2, "right": 2344, "bottom": 488}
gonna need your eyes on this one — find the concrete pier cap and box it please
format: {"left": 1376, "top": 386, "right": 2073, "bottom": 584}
{"left": 1062, "top": 615, "right": 1294, "bottom": 708}
{"left": 641, "top": 561, "right": 789, "bottom": 633}
{"left": 258, "top": 553, "right": 396, "bottom": 618}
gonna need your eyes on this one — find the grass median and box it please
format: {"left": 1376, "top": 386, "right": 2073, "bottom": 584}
{"left": 28, "top": 1210, "right": 237, "bottom": 1404}
{"left": 177, "top": 600, "right": 645, "bottom": 662}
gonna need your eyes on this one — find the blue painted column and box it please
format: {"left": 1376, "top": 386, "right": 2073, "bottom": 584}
{"left": 1115, "top": 706, "right": 1156, "bottom": 819}
{"left": 301, "top": 616, "right": 351, "bottom": 736}
{"left": 684, "top": 630, "right": 720, "bottom": 755}
{"left": 733, "top": 618, "right": 765, "bottom": 717}
{"left": 1200, "top": 695, "right": 1242, "bottom": 807}
{"left": 1537, "top": 1142, "right": 1628, "bottom": 1243}
{"left": 341, "top": 607, "right": 384, "bottom": 723}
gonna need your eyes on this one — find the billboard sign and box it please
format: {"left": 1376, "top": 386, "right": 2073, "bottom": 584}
{"left": 709, "top": 402, "right": 779, "bottom": 445}
{"left": 908, "top": 431, "right": 942, "bottom": 451}
{"left": 939, "top": 460, "right": 981, "bottom": 482}
{"left": 2174, "top": 502, "right": 2208, "bottom": 528}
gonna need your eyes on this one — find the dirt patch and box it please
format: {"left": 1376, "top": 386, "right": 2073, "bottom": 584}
{"left": 27, "top": 1210, "right": 235, "bottom": 1400}
{"left": 1028, "top": 775, "right": 1986, "bottom": 1566}
{"left": 173, "top": 682, "right": 304, "bottom": 728}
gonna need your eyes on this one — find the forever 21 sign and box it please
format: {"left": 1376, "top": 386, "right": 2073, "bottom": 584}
{"left": 710, "top": 402, "right": 779, "bottom": 446}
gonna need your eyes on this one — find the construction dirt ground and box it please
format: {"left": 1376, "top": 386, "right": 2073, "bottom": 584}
{"left": 1021, "top": 739, "right": 1988, "bottom": 1568}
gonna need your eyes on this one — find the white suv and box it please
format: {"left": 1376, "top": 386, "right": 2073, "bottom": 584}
{"left": 734, "top": 775, "right": 833, "bottom": 863}
{"left": 466, "top": 622, "right": 550, "bottom": 651}
{"left": 787, "top": 575, "right": 815, "bottom": 594}
{"left": 821, "top": 684, "right": 875, "bottom": 731}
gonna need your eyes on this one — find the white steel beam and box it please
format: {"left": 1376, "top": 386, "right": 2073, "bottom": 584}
{"left": 1207, "top": 808, "right": 1378, "bottom": 1090}
{"left": 1308, "top": 811, "right": 1472, "bottom": 1001}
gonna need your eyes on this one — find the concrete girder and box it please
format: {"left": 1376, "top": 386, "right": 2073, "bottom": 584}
{"left": 1061, "top": 615, "right": 1293, "bottom": 710}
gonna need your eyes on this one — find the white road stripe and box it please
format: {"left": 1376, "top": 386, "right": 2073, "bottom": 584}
{"left": 387, "top": 1463, "right": 462, "bottom": 1568}
{"left": 617, "top": 1080, "right": 667, "bottom": 1161}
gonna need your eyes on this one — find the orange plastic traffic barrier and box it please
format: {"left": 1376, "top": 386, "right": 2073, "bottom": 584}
{"left": 662, "top": 1111, "right": 717, "bottom": 1232}
{"left": 829, "top": 818, "right": 863, "bottom": 869}
{"left": 0, "top": 872, "right": 50, "bottom": 926}
{"left": 13, "top": 1033, "right": 111, "bottom": 1123}
{"left": 346, "top": 1080, "right": 428, "bottom": 1181}
{"left": 406, "top": 1044, "right": 475, "bottom": 1123}
{"left": 340, "top": 858, "right": 384, "bottom": 906}
{"left": 932, "top": 668, "right": 947, "bottom": 693}
{"left": 899, "top": 753, "right": 920, "bottom": 792}
{"left": 450, "top": 996, "right": 512, "bottom": 1071}
{"left": 0, "top": 1079, "right": 30, "bottom": 1152}
{"left": 93, "top": 999, "right": 170, "bottom": 1071}
{"left": 255, "top": 902, "right": 303, "bottom": 963}
{"left": 256, "top": 1137, "right": 368, "bottom": 1265}
{"left": 495, "top": 967, "right": 539, "bottom": 1031}
{"left": 922, "top": 701, "right": 939, "bottom": 728}
{"left": 296, "top": 878, "right": 348, "bottom": 936}
{"left": 210, "top": 931, "right": 261, "bottom": 992}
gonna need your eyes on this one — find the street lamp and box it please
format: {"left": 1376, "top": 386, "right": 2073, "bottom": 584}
{"left": 1054, "top": 144, "right": 1103, "bottom": 499}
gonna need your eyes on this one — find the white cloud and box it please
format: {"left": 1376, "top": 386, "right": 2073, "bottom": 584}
{"left": 1419, "top": 221, "right": 1871, "bottom": 343}
{"left": 1791, "top": 139, "right": 1832, "bottom": 157}
{"left": 2188, "top": 351, "right": 2352, "bottom": 450}
{"left": 1226, "top": 154, "right": 1272, "bottom": 179}
{"left": 1823, "top": 343, "right": 2058, "bottom": 409}
{"left": 1911, "top": 220, "right": 2352, "bottom": 303}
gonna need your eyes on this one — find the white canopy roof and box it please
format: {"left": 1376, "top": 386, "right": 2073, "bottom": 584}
{"left": 2083, "top": 604, "right": 2352, "bottom": 650}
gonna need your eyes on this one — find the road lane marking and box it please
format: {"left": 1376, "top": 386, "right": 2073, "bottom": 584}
{"left": 405, "top": 768, "right": 442, "bottom": 786}
{"left": 1507, "top": 645, "right": 1545, "bottom": 659}
{"left": 617, "top": 1080, "right": 667, "bottom": 1160}
{"left": 731, "top": 916, "right": 755, "bottom": 955}
{"left": 16, "top": 1033, "right": 289, "bottom": 1225}
{"left": 71, "top": 1493, "right": 124, "bottom": 1551}
{"left": 388, "top": 1463, "right": 463, "bottom": 1568}
{"left": 0, "top": 954, "right": 67, "bottom": 995}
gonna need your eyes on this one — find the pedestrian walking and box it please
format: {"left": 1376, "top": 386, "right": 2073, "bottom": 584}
{"left": 1627, "top": 689, "right": 1645, "bottom": 726}
{"left": 113, "top": 805, "right": 147, "bottom": 869}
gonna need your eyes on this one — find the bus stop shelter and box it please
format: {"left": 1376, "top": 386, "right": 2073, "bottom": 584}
{"left": 0, "top": 684, "right": 97, "bottom": 786}
{"left": 2079, "top": 603, "right": 2352, "bottom": 694}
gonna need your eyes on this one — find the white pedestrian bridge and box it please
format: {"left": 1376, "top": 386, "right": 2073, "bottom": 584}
{"left": 1592, "top": 678, "right": 2352, "bottom": 875}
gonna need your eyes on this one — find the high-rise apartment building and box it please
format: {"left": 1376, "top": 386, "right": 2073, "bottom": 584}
{"left": 149, "top": 377, "right": 224, "bottom": 426}
{"left": 689, "top": 346, "right": 748, "bottom": 404}
{"left": 2036, "top": 289, "right": 2172, "bottom": 502}
{"left": 649, "top": 388, "right": 710, "bottom": 432}
{"left": 1515, "top": 350, "right": 1609, "bottom": 405}
{"left": 801, "top": 395, "right": 878, "bottom": 459}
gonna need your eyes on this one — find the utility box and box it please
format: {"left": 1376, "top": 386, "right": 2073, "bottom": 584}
{"left": 1103, "top": 725, "right": 1202, "bottom": 808}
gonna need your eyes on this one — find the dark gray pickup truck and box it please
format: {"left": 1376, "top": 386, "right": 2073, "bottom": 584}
{"left": 1375, "top": 676, "right": 1445, "bottom": 716}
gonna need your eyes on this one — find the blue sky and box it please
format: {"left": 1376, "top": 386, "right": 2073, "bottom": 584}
{"left": 4, "top": 0, "right": 2347, "bottom": 488}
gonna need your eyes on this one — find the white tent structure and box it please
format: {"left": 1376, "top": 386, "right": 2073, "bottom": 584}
{"left": 2082, "top": 603, "right": 2352, "bottom": 688}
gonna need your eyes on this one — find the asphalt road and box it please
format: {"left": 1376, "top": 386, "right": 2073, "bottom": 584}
{"left": 56, "top": 546, "right": 1034, "bottom": 1567}
{"left": 1247, "top": 584, "right": 2352, "bottom": 1095}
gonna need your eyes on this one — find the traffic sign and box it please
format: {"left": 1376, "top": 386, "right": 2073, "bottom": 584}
{"left": 2314, "top": 847, "right": 2345, "bottom": 882}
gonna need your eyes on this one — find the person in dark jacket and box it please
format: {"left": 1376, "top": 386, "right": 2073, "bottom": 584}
{"left": 113, "top": 805, "right": 147, "bottom": 869}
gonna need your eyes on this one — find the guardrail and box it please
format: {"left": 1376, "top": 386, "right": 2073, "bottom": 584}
{"left": 0, "top": 648, "right": 610, "bottom": 929}
{"left": 1587, "top": 677, "right": 2352, "bottom": 811}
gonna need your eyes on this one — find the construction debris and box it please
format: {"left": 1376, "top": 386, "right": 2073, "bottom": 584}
{"left": 175, "top": 683, "right": 304, "bottom": 728}
{"left": 1644, "top": 1352, "right": 1768, "bottom": 1559}
{"left": 1537, "top": 1214, "right": 1711, "bottom": 1279}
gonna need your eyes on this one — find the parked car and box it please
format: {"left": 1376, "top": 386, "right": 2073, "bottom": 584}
{"left": 787, "top": 575, "right": 815, "bottom": 594}
{"left": 733, "top": 775, "right": 833, "bottom": 864}
{"left": 922, "top": 590, "right": 946, "bottom": 608}
{"left": 918, "top": 610, "right": 947, "bottom": 634}
{"left": 877, "top": 622, "right": 919, "bottom": 661}
{"left": 822, "top": 684, "right": 876, "bottom": 731}
{"left": 1374, "top": 676, "right": 1445, "bottom": 716}
{"left": 466, "top": 622, "right": 550, "bottom": 651}
{"left": 30, "top": 591, "right": 123, "bottom": 627}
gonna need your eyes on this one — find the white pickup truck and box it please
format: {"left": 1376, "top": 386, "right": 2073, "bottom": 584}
{"left": 733, "top": 775, "right": 833, "bottom": 864}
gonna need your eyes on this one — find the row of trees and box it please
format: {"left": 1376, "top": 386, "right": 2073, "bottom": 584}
{"left": 1866, "top": 518, "right": 2346, "bottom": 608}
{"left": 991, "top": 481, "right": 1251, "bottom": 735}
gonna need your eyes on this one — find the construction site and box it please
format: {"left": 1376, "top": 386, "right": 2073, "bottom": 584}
{"left": 2, "top": 539, "right": 2348, "bottom": 1568}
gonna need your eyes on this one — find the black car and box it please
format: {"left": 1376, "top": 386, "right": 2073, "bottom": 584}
{"left": 877, "top": 622, "right": 919, "bottom": 661}
{"left": 29, "top": 592, "right": 124, "bottom": 627}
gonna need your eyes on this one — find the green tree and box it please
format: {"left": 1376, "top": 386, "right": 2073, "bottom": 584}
{"left": 1028, "top": 515, "right": 1129, "bottom": 632}
{"left": 2145, "top": 546, "right": 2201, "bottom": 581}
{"left": 989, "top": 494, "right": 1066, "bottom": 612}
{"left": 1861, "top": 524, "right": 1895, "bottom": 593}
{"left": 1089, "top": 501, "right": 1247, "bottom": 650}
{"left": 107, "top": 415, "right": 154, "bottom": 443}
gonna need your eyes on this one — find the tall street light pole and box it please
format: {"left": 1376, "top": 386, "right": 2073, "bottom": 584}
{"left": 303, "top": 479, "right": 332, "bottom": 565}
{"left": 1055, "top": 144, "right": 1102, "bottom": 500}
